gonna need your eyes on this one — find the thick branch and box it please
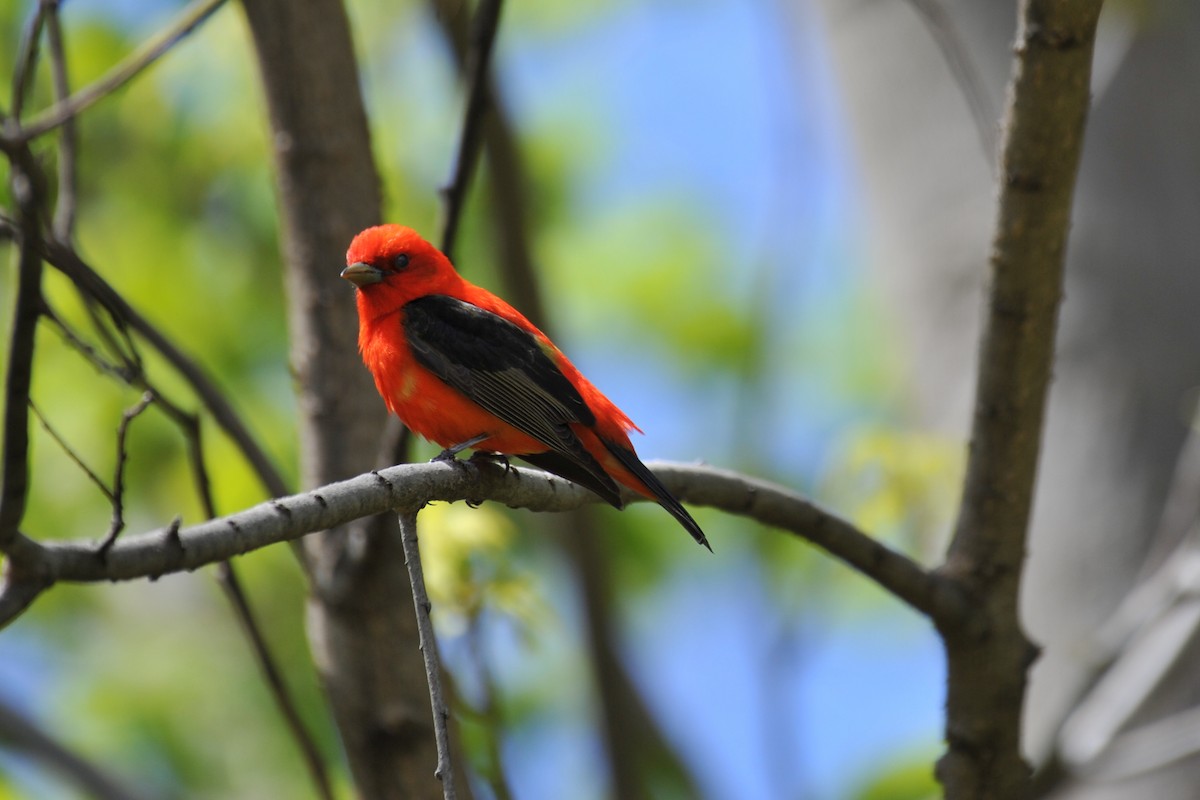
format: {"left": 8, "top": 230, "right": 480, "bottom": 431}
{"left": 937, "top": 2, "right": 1103, "bottom": 798}
{"left": 0, "top": 150, "right": 46, "bottom": 546}
{"left": 3, "top": 462, "right": 954, "bottom": 624}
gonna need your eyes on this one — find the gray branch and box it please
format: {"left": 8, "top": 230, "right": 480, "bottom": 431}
{"left": 399, "top": 511, "right": 457, "bottom": 799}
{"left": 0, "top": 461, "right": 961, "bottom": 630}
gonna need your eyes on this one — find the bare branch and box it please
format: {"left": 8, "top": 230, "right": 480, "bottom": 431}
{"left": 429, "top": 0, "right": 546, "bottom": 323}
{"left": 399, "top": 511, "right": 457, "bottom": 799}
{"left": 39, "top": 299, "right": 134, "bottom": 382}
{"left": 44, "top": 2, "right": 79, "bottom": 240}
{"left": 5, "top": 0, "right": 229, "bottom": 145}
{"left": 96, "top": 391, "right": 155, "bottom": 553}
{"left": 30, "top": 401, "right": 114, "bottom": 503}
{"left": 9, "top": 1, "right": 50, "bottom": 120}
{"left": 0, "top": 151, "right": 47, "bottom": 547}
{"left": 937, "top": 2, "right": 1104, "bottom": 797}
{"left": 0, "top": 461, "right": 956, "bottom": 627}
{"left": 438, "top": 0, "right": 506, "bottom": 261}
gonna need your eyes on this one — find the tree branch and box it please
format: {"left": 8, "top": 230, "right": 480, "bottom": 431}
{"left": 437, "top": 0, "right": 506, "bottom": 262}
{"left": 936, "top": 2, "right": 1103, "bottom": 798}
{"left": 44, "top": 1, "right": 80, "bottom": 240}
{"left": 0, "top": 149, "right": 46, "bottom": 548}
{"left": 0, "top": 461, "right": 956, "bottom": 628}
{"left": 399, "top": 511, "right": 457, "bottom": 799}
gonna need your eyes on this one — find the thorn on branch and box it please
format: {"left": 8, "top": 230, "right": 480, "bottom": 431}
{"left": 742, "top": 485, "right": 758, "bottom": 514}
{"left": 164, "top": 515, "right": 183, "bottom": 550}
{"left": 143, "top": 516, "right": 184, "bottom": 580}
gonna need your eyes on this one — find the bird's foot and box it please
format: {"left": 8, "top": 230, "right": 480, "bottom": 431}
{"left": 431, "top": 433, "right": 490, "bottom": 464}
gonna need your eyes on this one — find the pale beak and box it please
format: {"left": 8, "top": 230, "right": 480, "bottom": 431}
{"left": 341, "top": 262, "right": 383, "bottom": 287}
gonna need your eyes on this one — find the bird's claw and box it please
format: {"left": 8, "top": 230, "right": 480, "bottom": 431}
{"left": 469, "top": 451, "right": 514, "bottom": 474}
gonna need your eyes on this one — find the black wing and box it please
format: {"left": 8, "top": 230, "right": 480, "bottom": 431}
{"left": 403, "top": 295, "right": 622, "bottom": 505}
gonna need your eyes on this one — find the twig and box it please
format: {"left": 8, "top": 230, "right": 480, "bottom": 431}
{"left": 10, "top": 1, "right": 50, "bottom": 120}
{"left": 5, "top": 0, "right": 229, "bottom": 145}
{"left": 438, "top": 0, "right": 506, "bottom": 261}
{"left": 44, "top": 1, "right": 79, "bottom": 240}
{"left": 398, "top": 510, "right": 457, "bottom": 799}
{"left": 29, "top": 400, "right": 115, "bottom": 503}
{"left": 99, "top": 391, "right": 155, "bottom": 554}
{"left": 27, "top": 219, "right": 323, "bottom": 792}
{"left": 429, "top": 0, "right": 546, "bottom": 323}
{"left": 40, "top": 299, "right": 135, "bottom": 382}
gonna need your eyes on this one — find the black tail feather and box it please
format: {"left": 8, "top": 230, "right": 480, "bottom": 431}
{"left": 601, "top": 441, "right": 711, "bottom": 551}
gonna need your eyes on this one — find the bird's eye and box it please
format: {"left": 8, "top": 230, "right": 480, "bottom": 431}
{"left": 393, "top": 253, "right": 410, "bottom": 271}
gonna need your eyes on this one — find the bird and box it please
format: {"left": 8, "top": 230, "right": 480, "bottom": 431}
{"left": 341, "top": 224, "right": 709, "bottom": 550}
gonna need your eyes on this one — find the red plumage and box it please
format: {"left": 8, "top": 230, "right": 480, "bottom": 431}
{"left": 343, "top": 224, "right": 708, "bottom": 549}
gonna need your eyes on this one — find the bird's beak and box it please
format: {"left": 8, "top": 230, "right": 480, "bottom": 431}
{"left": 341, "top": 262, "right": 383, "bottom": 287}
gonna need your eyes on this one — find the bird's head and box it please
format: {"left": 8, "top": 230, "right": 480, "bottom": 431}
{"left": 342, "top": 225, "right": 461, "bottom": 314}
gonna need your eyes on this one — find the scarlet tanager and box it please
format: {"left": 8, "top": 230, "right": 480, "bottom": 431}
{"left": 342, "top": 224, "right": 709, "bottom": 550}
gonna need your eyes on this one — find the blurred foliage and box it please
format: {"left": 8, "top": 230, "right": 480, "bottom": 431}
{"left": 421, "top": 501, "right": 546, "bottom": 638}
{"left": 851, "top": 749, "right": 941, "bottom": 800}
{"left": 823, "top": 425, "right": 964, "bottom": 565}
{"left": 0, "top": 0, "right": 950, "bottom": 797}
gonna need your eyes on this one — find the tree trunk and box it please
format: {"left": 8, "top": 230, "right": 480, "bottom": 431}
{"left": 239, "top": 1, "right": 451, "bottom": 795}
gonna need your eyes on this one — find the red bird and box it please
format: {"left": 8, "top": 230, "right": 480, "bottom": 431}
{"left": 342, "top": 224, "right": 709, "bottom": 550}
